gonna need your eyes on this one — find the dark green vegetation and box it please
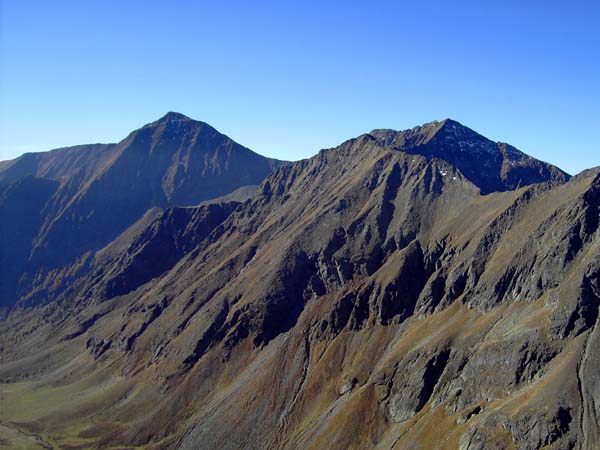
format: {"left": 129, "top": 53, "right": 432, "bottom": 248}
{"left": 1, "top": 116, "right": 598, "bottom": 450}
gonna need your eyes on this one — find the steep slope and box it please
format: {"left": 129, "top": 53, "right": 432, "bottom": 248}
{"left": 1, "top": 125, "right": 597, "bottom": 450}
{"left": 370, "top": 119, "right": 569, "bottom": 194}
{"left": 29, "top": 112, "right": 285, "bottom": 265}
{"left": 0, "top": 176, "right": 59, "bottom": 315}
{"left": 0, "top": 113, "right": 286, "bottom": 309}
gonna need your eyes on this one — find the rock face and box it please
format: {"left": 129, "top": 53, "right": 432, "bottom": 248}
{"left": 370, "top": 119, "right": 569, "bottom": 194}
{"left": 1, "top": 118, "right": 598, "bottom": 450}
{"left": 0, "top": 112, "right": 286, "bottom": 310}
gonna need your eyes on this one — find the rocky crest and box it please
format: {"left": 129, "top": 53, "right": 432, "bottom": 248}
{"left": 370, "top": 119, "right": 569, "bottom": 194}
{"left": 0, "top": 117, "right": 598, "bottom": 450}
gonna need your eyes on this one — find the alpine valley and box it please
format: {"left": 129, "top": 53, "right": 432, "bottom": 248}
{"left": 1, "top": 113, "right": 599, "bottom": 450}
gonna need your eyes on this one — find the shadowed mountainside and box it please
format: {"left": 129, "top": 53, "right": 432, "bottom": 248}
{"left": 0, "top": 112, "right": 287, "bottom": 311}
{"left": 1, "top": 119, "right": 597, "bottom": 450}
{"left": 370, "top": 119, "right": 569, "bottom": 194}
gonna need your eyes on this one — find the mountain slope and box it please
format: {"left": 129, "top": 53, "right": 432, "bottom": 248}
{"left": 1, "top": 122, "right": 598, "bottom": 450}
{"left": 0, "top": 113, "right": 286, "bottom": 310}
{"left": 0, "top": 143, "right": 116, "bottom": 187}
{"left": 0, "top": 176, "right": 59, "bottom": 307}
{"left": 370, "top": 119, "right": 569, "bottom": 194}
{"left": 28, "top": 112, "right": 285, "bottom": 265}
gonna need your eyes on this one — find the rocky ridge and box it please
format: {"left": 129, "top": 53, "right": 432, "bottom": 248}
{"left": 0, "top": 118, "right": 598, "bottom": 450}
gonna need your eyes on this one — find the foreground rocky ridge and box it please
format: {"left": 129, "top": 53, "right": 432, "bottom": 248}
{"left": 0, "top": 119, "right": 598, "bottom": 450}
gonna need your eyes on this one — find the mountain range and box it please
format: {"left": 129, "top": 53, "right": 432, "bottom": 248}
{"left": 1, "top": 114, "right": 598, "bottom": 450}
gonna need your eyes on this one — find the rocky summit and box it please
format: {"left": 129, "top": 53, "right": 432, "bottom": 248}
{"left": 1, "top": 115, "right": 598, "bottom": 450}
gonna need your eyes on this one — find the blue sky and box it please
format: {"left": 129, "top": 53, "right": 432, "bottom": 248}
{"left": 1, "top": 1, "right": 598, "bottom": 174}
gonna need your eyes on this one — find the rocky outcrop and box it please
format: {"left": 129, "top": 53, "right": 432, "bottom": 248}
{"left": 386, "top": 348, "right": 450, "bottom": 422}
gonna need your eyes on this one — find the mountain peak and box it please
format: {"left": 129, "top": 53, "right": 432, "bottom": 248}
{"left": 141, "top": 111, "right": 216, "bottom": 133}
{"left": 159, "top": 111, "right": 192, "bottom": 122}
{"left": 368, "top": 118, "right": 569, "bottom": 194}
{"left": 413, "top": 118, "right": 480, "bottom": 143}
{"left": 438, "top": 117, "right": 461, "bottom": 126}
{"left": 415, "top": 117, "right": 457, "bottom": 129}
{"left": 369, "top": 118, "right": 465, "bottom": 147}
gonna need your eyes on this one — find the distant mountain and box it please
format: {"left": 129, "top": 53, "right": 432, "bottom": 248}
{"left": 0, "top": 112, "right": 287, "bottom": 309}
{"left": 370, "top": 118, "right": 569, "bottom": 194}
{"left": 1, "top": 118, "right": 598, "bottom": 450}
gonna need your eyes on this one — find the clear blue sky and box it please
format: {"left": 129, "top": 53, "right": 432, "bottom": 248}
{"left": 1, "top": 1, "right": 598, "bottom": 174}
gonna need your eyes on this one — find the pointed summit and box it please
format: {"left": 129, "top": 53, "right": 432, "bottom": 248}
{"left": 138, "top": 112, "right": 219, "bottom": 137}
{"left": 160, "top": 111, "right": 192, "bottom": 122}
{"left": 369, "top": 119, "right": 569, "bottom": 194}
{"left": 430, "top": 118, "right": 491, "bottom": 146}
{"left": 141, "top": 112, "right": 201, "bottom": 131}
{"left": 371, "top": 118, "right": 480, "bottom": 149}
